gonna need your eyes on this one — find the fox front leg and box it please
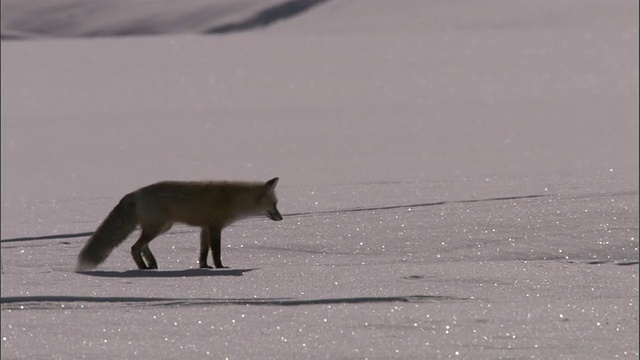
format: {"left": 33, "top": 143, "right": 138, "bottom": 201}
{"left": 198, "top": 227, "right": 227, "bottom": 268}
{"left": 209, "top": 227, "right": 227, "bottom": 269}
{"left": 198, "top": 228, "right": 213, "bottom": 269}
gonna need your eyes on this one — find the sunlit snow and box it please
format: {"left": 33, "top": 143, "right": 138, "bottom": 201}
{"left": 1, "top": 0, "right": 638, "bottom": 359}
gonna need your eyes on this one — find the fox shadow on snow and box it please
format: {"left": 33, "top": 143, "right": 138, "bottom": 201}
{"left": 77, "top": 268, "right": 256, "bottom": 278}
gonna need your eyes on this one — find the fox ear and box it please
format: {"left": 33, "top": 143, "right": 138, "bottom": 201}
{"left": 265, "top": 177, "right": 279, "bottom": 191}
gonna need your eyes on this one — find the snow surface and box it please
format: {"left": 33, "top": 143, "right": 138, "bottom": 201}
{"left": 1, "top": 0, "right": 638, "bottom": 359}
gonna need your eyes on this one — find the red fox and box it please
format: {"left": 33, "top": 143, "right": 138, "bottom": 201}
{"left": 76, "top": 178, "right": 282, "bottom": 271}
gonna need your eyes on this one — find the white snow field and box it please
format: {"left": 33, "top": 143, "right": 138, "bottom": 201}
{"left": 1, "top": 0, "right": 638, "bottom": 359}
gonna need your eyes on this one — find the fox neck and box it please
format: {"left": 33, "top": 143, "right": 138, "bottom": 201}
{"left": 225, "top": 195, "right": 266, "bottom": 224}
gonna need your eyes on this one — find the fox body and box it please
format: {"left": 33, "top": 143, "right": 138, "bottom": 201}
{"left": 76, "top": 178, "right": 282, "bottom": 271}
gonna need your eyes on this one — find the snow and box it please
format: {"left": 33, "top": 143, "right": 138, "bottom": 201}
{"left": 1, "top": 0, "right": 638, "bottom": 359}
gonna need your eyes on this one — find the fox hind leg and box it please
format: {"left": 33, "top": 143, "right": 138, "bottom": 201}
{"left": 131, "top": 223, "right": 168, "bottom": 269}
{"left": 141, "top": 247, "right": 158, "bottom": 269}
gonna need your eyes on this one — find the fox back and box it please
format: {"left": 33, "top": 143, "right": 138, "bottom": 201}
{"left": 135, "top": 178, "right": 282, "bottom": 228}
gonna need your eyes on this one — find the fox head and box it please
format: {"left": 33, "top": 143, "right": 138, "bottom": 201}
{"left": 259, "top": 177, "right": 283, "bottom": 221}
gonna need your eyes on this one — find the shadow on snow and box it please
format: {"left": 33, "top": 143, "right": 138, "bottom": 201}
{"left": 1, "top": 193, "right": 552, "bottom": 243}
{"left": 1, "top": 294, "right": 468, "bottom": 310}
{"left": 1, "top": 0, "right": 332, "bottom": 40}
{"left": 76, "top": 268, "right": 255, "bottom": 278}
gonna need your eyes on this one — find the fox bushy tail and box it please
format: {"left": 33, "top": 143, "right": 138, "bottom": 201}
{"left": 76, "top": 193, "right": 138, "bottom": 271}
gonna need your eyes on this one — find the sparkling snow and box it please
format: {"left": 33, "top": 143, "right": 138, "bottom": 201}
{"left": 1, "top": 1, "right": 638, "bottom": 359}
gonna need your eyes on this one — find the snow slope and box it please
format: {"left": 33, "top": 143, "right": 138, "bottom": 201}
{"left": 1, "top": 0, "right": 638, "bottom": 359}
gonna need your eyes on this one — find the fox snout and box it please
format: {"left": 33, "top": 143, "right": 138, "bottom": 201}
{"left": 267, "top": 207, "right": 283, "bottom": 221}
